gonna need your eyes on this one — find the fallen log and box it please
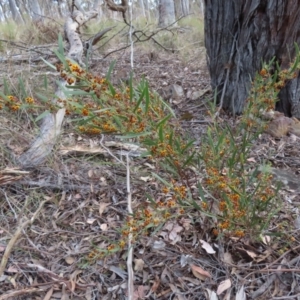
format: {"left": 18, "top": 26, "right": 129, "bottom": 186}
{"left": 17, "top": 10, "right": 96, "bottom": 168}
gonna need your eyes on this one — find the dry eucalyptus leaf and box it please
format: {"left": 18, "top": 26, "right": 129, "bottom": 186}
{"left": 86, "top": 218, "right": 97, "bottom": 224}
{"left": 100, "top": 223, "right": 108, "bottom": 231}
{"left": 133, "top": 285, "right": 148, "bottom": 300}
{"left": 99, "top": 202, "right": 110, "bottom": 216}
{"left": 151, "top": 275, "right": 160, "bottom": 293}
{"left": 245, "top": 250, "right": 257, "bottom": 259}
{"left": 190, "top": 264, "right": 211, "bottom": 281}
{"left": 255, "top": 249, "right": 273, "bottom": 263}
{"left": 260, "top": 234, "right": 271, "bottom": 245}
{"left": 294, "top": 215, "right": 300, "bottom": 230}
{"left": 65, "top": 256, "right": 75, "bottom": 265}
{"left": 247, "top": 157, "right": 256, "bottom": 163}
{"left": 7, "top": 266, "right": 19, "bottom": 273}
{"left": 217, "top": 279, "right": 231, "bottom": 295}
{"left": 222, "top": 252, "right": 233, "bottom": 264}
{"left": 152, "top": 240, "right": 166, "bottom": 250}
{"left": 200, "top": 240, "right": 216, "bottom": 254}
{"left": 169, "top": 224, "right": 183, "bottom": 241}
{"left": 43, "top": 287, "right": 54, "bottom": 300}
{"left": 134, "top": 259, "right": 145, "bottom": 272}
{"left": 205, "top": 289, "right": 218, "bottom": 300}
{"left": 180, "top": 218, "right": 191, "bottom": 231}
{"left": 140, "top": 176, "right": 151, "bottom": 182}
{"left": 180, "top": 255, "right": 192, "bottom": 267}
{"left": 235, "top": 286, "right": 246, "bottom": 300}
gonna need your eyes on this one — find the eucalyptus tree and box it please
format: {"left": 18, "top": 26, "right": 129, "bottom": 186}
{"left": 205, "top": 1, "right": 300, "bottom": 118}
{"left": 158, "top": 0, "right": 176, "bottom": 27}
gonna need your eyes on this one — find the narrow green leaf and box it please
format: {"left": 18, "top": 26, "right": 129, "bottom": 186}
{"left": 119, "top": 131, "right": 152, "bottom": 139}
{"left": 133, "top": 87, "right": 146, "bottom": 112}
{"left": 65, "top": 89, "right": 93, "bottom": 96}
{"left": 189, "top": 198, "right": 201, "bottom": 210}
{"left": 160, "top": 97, "right": 176, "bottom": 117}
{"left": 151, "top": 172, "right": 172, "bottom": 187}
{"left": 107, "top": 81, "right": 116, "bottom": 96}
{"left": 0, "top": 91, "right": 10, "bottom": 101}
{"left": 18, "top": 76, "right": 27, "bottom": 98}
{"left": 40, "top": 57, "right": 57, "bottom": 70}
{"left": 3, "top": 78, "right": 10, "bottom": 95}
{"left": 53, "top": 49, "right": 68, "bottom": 70}
{"left": 182, "top": 151, "right": 196, "bottom": 168}
{"left": 180, "top": 139, "right": 195, "bottom": 153}
{"left": 146, "top": 194, "right": 157, "bottom": 206}
{"left": 197, "top": 183, "right": 206, "bottom": 202}
{"left": 158, "top": 125, "right": 164, "bottom": 142}
{"left": 35, "top": 110, "right": 50, "bottom": 122}
{"left": 129, "top": 71, "right": 133, "bottom": 102}
{"left": 106, "top": 60, "right": 116, "bottom": 81}
{"left": 43, "top": 74, "right": 48, "bottom": 89}
{"left": 156, "top": 114, "right": 171, "bottom": 128}
{"left": 113, "top": 115, "right": 123, "bottom": 129}
{"left": 35, "top": 92, "right": 49, "bottom": 103}
{"left": 144, "top": 81, "right": 150, "bottom": 113}
{"left": 58, "top": 33, "right": 64, "bottom": 55}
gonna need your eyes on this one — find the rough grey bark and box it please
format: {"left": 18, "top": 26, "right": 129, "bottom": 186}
{"left": 174, "top": 0, "right": 189, "bottom": 17}
{"left": 158, "top": 0, "right": 176, "bottom": 27}
{"left": 55, "top": 0, "right": 68, "bottom": 18}
{"left": 29, "top": 0, "right": 43, "bottom": 22}
{"left": 0, "top": 3, "right": 9, "bottom": 22}
{"left": 144, "top": 0, "right": 151, "bottom": 20}
{"left": 8, "top": 0, "right": 24, "bottom": 24}
{"left": 93, "top": 0, "right": 102, "bottom": 10}
{"left": 204, "top": 1, "right": 300, "bottom": 118}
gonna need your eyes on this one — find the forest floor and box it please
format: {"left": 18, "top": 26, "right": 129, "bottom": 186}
{"left": 1, "top": 39, "right": 300, "bottom": 300}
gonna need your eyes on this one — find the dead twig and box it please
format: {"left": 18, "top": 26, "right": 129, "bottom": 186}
{"left": 103, "top": 16, "right": 187, "bottom": 59}
{"left": 0, "top": 198, "right": 49, "bottom": 276}
{"left": 0, "top": 288, "right": 44, "bottom": 300}
{"left": 126, "top": 154, "right": 134, "bottom": 300}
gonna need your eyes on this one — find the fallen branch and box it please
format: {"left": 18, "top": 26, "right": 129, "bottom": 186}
{"left": 126, "top": 154, "right": 134, "bottom": 300}
{"left": 17, "top": 10, "right": 96, "bottom": 168}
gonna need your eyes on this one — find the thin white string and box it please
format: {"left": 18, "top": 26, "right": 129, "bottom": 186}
{"left": 129, "top": 0, "right": 134, "bottom": 69}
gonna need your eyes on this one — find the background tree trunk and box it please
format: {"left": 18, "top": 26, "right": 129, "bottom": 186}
{"left": 174, "top": 0, "right": 189, "bottom": 18}
{"left": 158, "top": 0, "right": 176, "bottom": 27}
{"left": 8, "top": 0, "right": 24, "bottom": 24}
{"left": 204, "top": 1, "right": 300, "bottom": 118}
{"left": 29, "top": 0, "right": 43, "bottom": 23}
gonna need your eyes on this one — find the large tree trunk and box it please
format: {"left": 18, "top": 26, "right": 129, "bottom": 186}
{"left": 204, "top": 1, "right": 300, "bottom": 118}
{"left": 174, "top": 0, "right": 189, "bottom": 18}
{"left": 29, "top": 0, "right": 43, "bottom": 22}
{"left": 158, "top": 0, "right": 176, "bottom": 27}
{"left": 8, "top": 0, "right": 24, "bottom": 24}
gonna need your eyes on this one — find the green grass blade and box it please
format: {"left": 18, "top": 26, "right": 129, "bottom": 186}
{"left": 106, "top": 60, "right": 116, "bottom": 81}
{"left": 58, "top": 33, "right": 64, "bottom": 55}
{"left": 18, "top": 76, "right": 27, "bottom": 98}
{"left": 35, "top": 110, "right": 50, "bottom": 122}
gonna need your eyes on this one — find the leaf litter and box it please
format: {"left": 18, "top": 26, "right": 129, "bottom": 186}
{"left": 0, "top": 47, "right": 300, "bottom": 300}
